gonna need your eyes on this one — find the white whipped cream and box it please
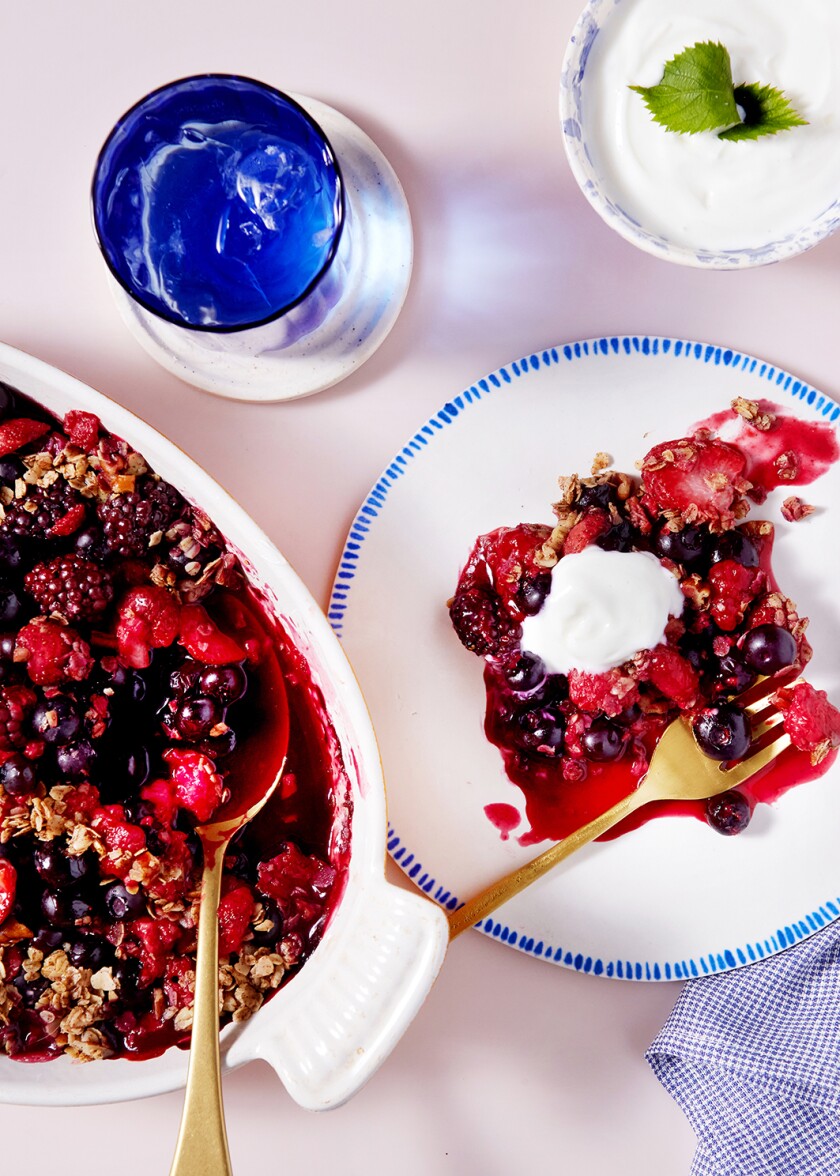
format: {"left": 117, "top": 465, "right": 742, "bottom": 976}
{"left": 520, "top": 547, "right": 684, "bottom": 674}
{"left": 581, "top": 0, "right": 840, "bottom": 251}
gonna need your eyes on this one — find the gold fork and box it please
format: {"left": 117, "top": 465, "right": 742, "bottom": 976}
{"left": 448, "top": 674, "right": 796, "bottom": 940}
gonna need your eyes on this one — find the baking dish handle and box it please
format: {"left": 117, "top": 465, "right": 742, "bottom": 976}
{"left": 224, "top": 878, "right": 449, "bottom": 1110}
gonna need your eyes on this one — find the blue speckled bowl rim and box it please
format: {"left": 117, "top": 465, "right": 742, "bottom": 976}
{"left": 559, "top": 0, "right": 840, "bottom": 270}
{"left": 329, "top": 335, "right": 840, "bottom": 981}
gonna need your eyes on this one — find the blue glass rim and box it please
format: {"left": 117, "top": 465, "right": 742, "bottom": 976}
{"left": 91, "top": 72, "right": 347, "bottom": 335}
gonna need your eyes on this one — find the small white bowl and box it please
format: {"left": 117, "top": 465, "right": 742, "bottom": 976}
{"left": 560, "top": 0, "right": 840, "bottom": 269}
{"left": 0, "top": 342, "right": 448, "bottom": 1111}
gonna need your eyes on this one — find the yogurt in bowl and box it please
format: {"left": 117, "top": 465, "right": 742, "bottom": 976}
{"left": 561, "top": 0, "right": 840, "bottom": 267}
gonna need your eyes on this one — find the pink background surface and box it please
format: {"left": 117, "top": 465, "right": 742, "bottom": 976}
{"left": 3, "top": 1, "right": 839, "bottom": 1172}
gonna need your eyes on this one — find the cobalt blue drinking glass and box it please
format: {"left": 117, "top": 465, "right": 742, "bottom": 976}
{"left": 91, "top": 75, "right": 412, "bottom": 401}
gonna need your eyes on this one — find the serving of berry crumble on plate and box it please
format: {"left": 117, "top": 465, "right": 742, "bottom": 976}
{"left": 332, "top": 338, "right": 840, "bottom": 980}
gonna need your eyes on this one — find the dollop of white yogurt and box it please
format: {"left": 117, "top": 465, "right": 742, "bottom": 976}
{"left": 520, "top": 547, "right": 684, "bottom": 675}
{"left": 581, "top": 0, "right": 840, "bottom": 251}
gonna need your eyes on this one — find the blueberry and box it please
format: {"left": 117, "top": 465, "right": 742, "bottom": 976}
{"left": 654, "top": 523, "right": 709, "bottom": 566}
{"left": 32, "top": 926, "right": 64, "bottom": 952}
{"left": 515, "top": 707, "right": 565, "bottom": 753}
{"left": 503, "top": 653, "right": 546, "bottom": 694}
{"left": 56, "top": 741, "right": 96, "bottom": 780}
{"left": 740, "top": 624, "right": 798, "bottom": 675}
{"left": 250, "top": 898, "right": 284, "bottom": 948}
{"left": 0, "top": 533, "right": 24, "bottom": 575}
{"left": 706, "top": 790, "right": 752, "bottom": 835}
{"left": 692, "top": 703, "right": 751, "bottom": 761}
{"left": 0, "top": 755, "right": 37, "bottom": 797}
{"left": 197, "top": 663, "right": 248, "bottom": 705}
{"left": 709, "top": 529, "right": 759, "bottom": 568}
{"left": 72, "top": 525, "right": 105, "bottom": 560}
{"left": 103, "top": 882, "right": 146, "bottom": 921}
{"left": 32, "top": 697, "right": 82, "bottom": 745}
{"left": 514, "top": 574, "right": 551, "bottom": 617}
{"left": 175, "top": 696, "right": 224, "bottom": 740}
{"left": 0, "top": 633, "right": 15, "bottom": 660}
{"left": 577, "top": 483, "right": 616, "bottom": 511}
{"left": 113, "top": 957, "right": 142, "bottom": 997}
{"left": 13, "top": 974, "right": 48, "bottom": 1005}
{"left": 597, "top": 521, "right": 636, "bottom": 553}
{"left": 0, "top": 587, "right": 25, "bottom": 625}
{"left": 715, "top": 653, "right": 756, "bottom": 696}
{"left": 582, "top": 718, "right": 628, "bottom": 762}
{"left": 0, "top": 457, "right": 23, "bottom": 485}
{"left": 67, "top": 935, "right": 113, "bottom": 969}
{"left": 195, "top": 728, "right": 237, "bottom": 760}
{"left": 0, "top": 382, "right": 20, "bottom": 418}
{"left": 169, "top": 659, "right": 203, "bottom": 699}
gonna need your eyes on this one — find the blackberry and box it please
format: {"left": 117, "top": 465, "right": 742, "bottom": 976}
{"left": 2, "top": 480, "right": 83, "bottom": 540}
{"left": 24, "top": 554, "right": 114, "bottom": 623}
{"left": 97, "top": 478, "right": 185, "bottom": 557}
{"left": 449, "top": 585, "right": 520, "bottom": 657}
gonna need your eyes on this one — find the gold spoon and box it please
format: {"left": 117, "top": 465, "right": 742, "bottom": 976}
{"left": 169, "top": 667, "right": 290, "bottom": 1176}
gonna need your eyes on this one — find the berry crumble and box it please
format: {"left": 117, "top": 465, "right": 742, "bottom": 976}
{"left": 449, "top": 398, "right": 840, "bottom": 846}
{"left": 0, "top": 383, "right": 349, "bottom": 1062}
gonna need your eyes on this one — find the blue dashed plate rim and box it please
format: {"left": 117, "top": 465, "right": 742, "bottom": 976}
{"left": 329, "top": 335, "right": 840, "bottom": 981}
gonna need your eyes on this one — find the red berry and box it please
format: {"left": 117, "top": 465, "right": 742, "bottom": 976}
{"left": 643, "top": 645, "right": 699, "bottom": 709}
{"left": 641, "top": 437, "right": 748, "bottom": 527}
{"left": 567, "top": 668, "right": 640, "bottom": 718}
{"left": 563, "top": 510, "right": 611, "bottom": 554}
{"left": 62, "top": 411, "right": 99, "bottom": 451}
{"left": 707, "top": 560, "right": 764, "bottom": 632}
{"left": 15, "top": 618, "right": 94, "bottom": 685}
{"left": 0, "top": 418, "right": 50, "bottom": 456}
{"left": 179, "top": 605, "right": 246, "bottom": 665}
{"left": 0, "top": 858, "right": 16, "bottom": 924}
{"left": 162, "top": 748, "right": 224, "bottom": 822}
{"left": 218, "top": 883, "right": 255, "bottom": 956}
{"left": 116, "top": 585, "right": 180, "bottom": 669}
{"left": 257, "top": 842, "right": 335, "bottom": 931}
{"left": 774, "top": 682, "right": 840, "bottom": 758}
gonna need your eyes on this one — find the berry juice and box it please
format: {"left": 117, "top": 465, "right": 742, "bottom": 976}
{"left": 92, "top": 75, "right": 344, "bottom": 331}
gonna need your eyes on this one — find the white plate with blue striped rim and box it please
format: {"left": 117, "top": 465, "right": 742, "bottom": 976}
{"left": 329, "top": 337, "right": 840, "bottom": 980}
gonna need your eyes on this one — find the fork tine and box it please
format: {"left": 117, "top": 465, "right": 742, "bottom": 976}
{"left": 722, "top": 727, "right": 792, "bottom": 785}
{"left": 749, "top": 707, "right": 786, "bottom": 741}
{"left": 739, "top": 669, "right": 801, "bottom": 713}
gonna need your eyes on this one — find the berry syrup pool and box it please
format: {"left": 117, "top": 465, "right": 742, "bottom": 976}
{"left": 92, "top": 75, "right": 344, "bottom": 330}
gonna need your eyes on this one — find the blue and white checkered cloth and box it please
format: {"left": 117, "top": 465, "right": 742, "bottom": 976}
{"left": 647, "top": 921, "right": 840, "bottom": 1175}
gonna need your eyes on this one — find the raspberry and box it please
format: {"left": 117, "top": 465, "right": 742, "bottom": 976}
{"left": 124, "top": 917, "right": 181, "bottom": 986}
{"left": 256, "top": 842, "right": 335, "bottom": 932}
{"left": 567, "top": 668, "right": 640, "bottom": 718}
{"left": 163, "top": 956, "right": 195, "bottom": 1010}
{"left": 563, "top": 510, "right": 611, "bottom": 554}
{"left": 471, "top": 524, "right": 551, "bottom": 611}
{"left": 218, "top": 882, "right": 255, "bottom": 956}
{"left": 179, "top": 605, "right": 247, "bottom": 665}
{"left": 0, "top": 858, "right": 16, "bottom": 925}
{"left": 24, "top": 554, "right": 114, "bottom": 623}
{"left": 97, "top": 479, "right": 185, "bottom": 557}
{"left": 641, "top": 437, "right": 749, "bottom": 528}
{"left": 449, "top": 585, "right": 521, "bottom": 658}
{"left": 774, "top": 682, "right": 840, "bottom": 759}
{"left": 642, "top": 645, "right": 699, "bottom": 709}
{"left": 15, "top": 619, "right": 94, "bottom": 685}
{"left": 62, "top": 411, "right": 99, "bottom": 451}
{"left": 2, "top": 480, "right": 86, "bottom": 540}
{"left": 707, "top": 560, "right": 764, "bottom": 631}
{"left": 162, "top": 748, "right": 224, "bottom": 822}
{"left": 0, "top": 684, "right": 37, "bottom": 751}
{"left": 116, "top": 585, "right": 180, "bottom": 669}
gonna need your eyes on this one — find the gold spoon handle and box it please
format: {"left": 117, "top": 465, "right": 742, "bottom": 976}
{"left": 170, "top": 841, "right": 233, "bottom": 1176}
{"left": 447, "top": 791, "right": 638, "bottom": 940}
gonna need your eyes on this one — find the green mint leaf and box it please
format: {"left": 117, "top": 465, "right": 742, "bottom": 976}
{"left": 718, "top": 82, "right": 809, "bottom": 141}
{"left": 629, "top": 41, "right": 740, "bottom": 135}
